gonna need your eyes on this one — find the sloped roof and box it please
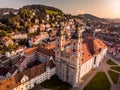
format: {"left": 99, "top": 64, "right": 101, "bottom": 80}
{"left": 37, "top": 46, "right": 55, "bottom": 58}
{"left": 81, "top": 43, "right": 93, "bottom": 64}
{"left": 23, "top": 47, "right": 37, "bottom": 54}
{"left": 0, "top": 67, "right": 10, "bottom": 76}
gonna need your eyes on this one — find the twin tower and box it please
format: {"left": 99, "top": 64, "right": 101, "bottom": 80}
{"left": 55, "top": 24, "right": 84, "bottom": 86}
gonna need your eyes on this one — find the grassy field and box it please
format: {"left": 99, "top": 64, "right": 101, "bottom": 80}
{"left": 84, "top": 72, "right": 111, "bottom": 90}
{"left": 107, "top": 60, "right": 117, "bottom": 65}
{"left": 108, "top": 70, "right": 119, "bottom": 84}
{"left": 40, "top": 75, "right": 72, "bottom": 90}
{"left": 46, "top": 9, "right": 59, "bottom": 15}
{"left": 111, "top": 66, "right": 120, "bottom": 72}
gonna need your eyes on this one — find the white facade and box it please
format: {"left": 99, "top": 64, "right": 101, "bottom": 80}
{"left": 55, "top": 28, "right": 107, "bottom": 86}
{"left": 11, "top": 34, "right": 27, "bottom": 39}
{"left": 12, "top": 68, "right": 55, "bottom": 90}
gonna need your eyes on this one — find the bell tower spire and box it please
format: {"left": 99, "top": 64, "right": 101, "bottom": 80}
{"left": 70, "top": 24, "right": 83, "bottom": 86}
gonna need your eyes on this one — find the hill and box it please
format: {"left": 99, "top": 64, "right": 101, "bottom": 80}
{"left": 0, "top": 8, "right": 18, "bottom": 17}
{"left": 21, "top": 5, "right": 64, "bottom": 15}
{"left": 77, "top": 14, "right": 107, "bottom": 23}
{"left": 106, "top": 18, "right": 120, "bottom": 23}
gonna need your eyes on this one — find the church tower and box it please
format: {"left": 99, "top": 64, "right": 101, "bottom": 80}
{"left": 56, "top": 26, "right": 65, "bottom": 51}
{"left": 69, "top": 24, "right": 83, "bottom": 86}
{"left": 55, "top": 25, "right": 65, "bottom": 77}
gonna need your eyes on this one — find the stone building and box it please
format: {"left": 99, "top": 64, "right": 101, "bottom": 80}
{"left": 55, "top": 25, "right": 107, "bottom": 86}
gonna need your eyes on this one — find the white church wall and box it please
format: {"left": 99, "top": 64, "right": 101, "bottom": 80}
{"left": 80, "top": 58, "right": 93, "bottom": 79}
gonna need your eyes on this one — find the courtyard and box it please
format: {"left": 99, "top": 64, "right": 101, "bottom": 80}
{"left": 31, "top": 59, "right": 120, "bottom": 90}
{"left": 31, "top": 75, "right": 72, "bottom": 90}
{"left": 81, "top": 59, "right": 120, "bottom": 90}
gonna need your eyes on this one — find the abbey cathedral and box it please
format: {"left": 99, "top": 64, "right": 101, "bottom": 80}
{"left": 55, "top": 25, "right": 107, "bottom": 86}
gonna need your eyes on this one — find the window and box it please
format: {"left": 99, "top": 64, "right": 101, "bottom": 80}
{"left": 73, "top": 49, "right": 75, "bottom": 52}
{"left": 94, "top": 56, "right": 96, "bottom": 64}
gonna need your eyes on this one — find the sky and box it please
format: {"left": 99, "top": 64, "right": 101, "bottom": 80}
{"left": 0, "top": 0, "right": 120, "bottom": 18}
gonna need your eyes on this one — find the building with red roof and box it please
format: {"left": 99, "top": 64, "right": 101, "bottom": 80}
{"left": 55, "top": 25, "right": 107, "bottom": 86}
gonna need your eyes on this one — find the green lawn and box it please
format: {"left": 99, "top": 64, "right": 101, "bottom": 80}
{"left": 40, "top": 75, "right": 72, "bottom": 90}
{"left": 84, "top": 72, "right": 111, "bottom": 90}
{"left": 111, "top": 66, "right": 120, "bottom": 72}
{"left": 46, "top": 9, "right": 59, "bottom": 15}
{"left": 107, "top": 60, "right": 117, "bottom": 65}
{"left": 108, "top": 70, "right": 119, "bottom": 84}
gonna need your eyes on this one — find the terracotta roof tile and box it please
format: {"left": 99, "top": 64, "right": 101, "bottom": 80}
{"left": 24, "top": 47, "right": 38, "bottom": 54}
{"left": 85, "top": 36, "right": 107, "bottom": 55}
{"left": 81, "top": 43, "right": 93, "bottom": 64}
{"left": 37, "top": 47, "right": 55, "bottom": 59}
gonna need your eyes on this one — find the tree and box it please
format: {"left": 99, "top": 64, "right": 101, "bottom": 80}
{"left": 7, "top": 43, "right": 15, "bottom": 51}
{"left": 14, "top": 29, "right": 18, "bottom": 33}
{"left": 19, "top": 8, "right": 32, "bottom": 20}
{"left": 8, "top": 15, "right": 20, "bottom": 24}
{"left": 0, "top": 30, "right": 7, "bottom": 37}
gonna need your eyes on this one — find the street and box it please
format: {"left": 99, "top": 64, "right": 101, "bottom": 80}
{"left": 107, "top": 52, "right": 120, "bottom": 66}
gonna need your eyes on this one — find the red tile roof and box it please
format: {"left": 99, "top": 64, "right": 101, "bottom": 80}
{"left": 37, "top": 46, "right": 55, "bottom": 59}
{"left": 85, "top": 36, "right": 107, "bottom": 55}
{"left": 81, "top": 43, "right": 93, "bottom": 64}
{"left": 23, "top": 47, "right": 37, "bottom": 54}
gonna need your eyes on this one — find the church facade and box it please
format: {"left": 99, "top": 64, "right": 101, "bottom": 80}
{"left": 55, "top": 25, "right": 107, "bottom": 86}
